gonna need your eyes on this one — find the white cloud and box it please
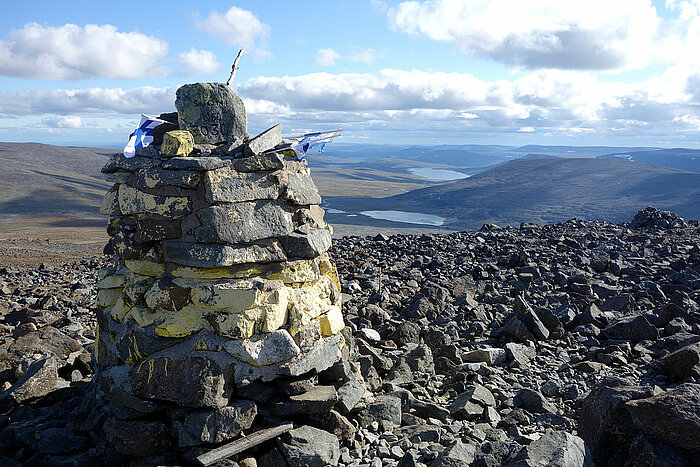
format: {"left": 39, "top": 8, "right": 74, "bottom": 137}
{"left": 196, "top": 7, "right": 271, "bottom": 61}
{"left": 0, "top": 86, "right": 176, "bottom": 117}
{"left": 44, "top": 116, "right": 83, "bottom": 128}
{"left": 315, "top": 48, "right": 341, "bottom": 66}
{"left": 0, "top": 23, "right": 169, "bottom": 80}
{"left": 4, "top": 65, "right": 700, "bottom": 144}
{"left": 178, "top": 48, "right": 221, "bottom": 75}
{"left": 315, "top": 46, "right": 380, "bottom": 67}
{"left": 388, "top": 0, "right": 700, "bottom": 71}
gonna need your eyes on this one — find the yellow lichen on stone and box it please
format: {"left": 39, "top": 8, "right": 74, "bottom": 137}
{"left": 260, "top": 288, "right": 290, "bottom": 332}
{"left": 266, "top": 260, "right": 320, "bottom": 284}
{"left": 171, "top": 265, "right": 262, "bottom": 280}
{"left": 97, "top": 272, "right": 126, "bottom": 289}
{"left": 209, "top": 307, "right": 263, "bottom": 339}
{"left": 154, "top": 306, "right": 210, "bottom": 338}
{"left": 160, "top": 130, "right": 195, "bottom": 157}
{"left": 97, "top": 288, "right": 122, "bottom": 307}
{"left": 319, "top": 305, "right": 344, "bottom": 336}
{"left": 287, "top": 277, "right": 336, "bottom": 329}
{"left": 130, "top": 306, "right": 156, "bottom": 327}
{"left": 117, "top": 184, "right": 190, "bottom": 218}
{"left": 125, "top": 259, "right": 166, "bottom": 277}
{"left": 110, "top": 297, "right": 133, "bottom": 323}
{"left": 187, "top": 279, "right": 260, "bottom": 311}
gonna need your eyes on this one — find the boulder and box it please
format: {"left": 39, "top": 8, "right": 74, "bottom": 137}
{"left": 277, "top": 425, "right": 340, "bottom": 467}
{"left": 175, "top": 82, "right": 247, "bottom": 145}
{"left": 626, "top": 383, "right": 700, "bottom": 452}
{"left": 508, "top": 431, "right": 594, "bottom": 467}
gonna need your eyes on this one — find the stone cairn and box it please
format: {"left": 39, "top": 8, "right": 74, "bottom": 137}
{"left": 94, "top": 83, "right": 355, "bottom": 464}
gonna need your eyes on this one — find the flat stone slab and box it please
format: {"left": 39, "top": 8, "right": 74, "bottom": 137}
{"left": 161, "top": 156, "right": 232, "bottom": 171}
{"left": 102, "top": 154, "right": 158, "bottom": 173}
{"left": 195, "top": 201, "right": 294, "bottom": 244}
{"left": 246, "top": 124, "right": 282, "bottom": 156}
{"left": 224, "top": 329, "right": 300, "bottom": 366}
{"left": 280, "top": 228, "right": 332, "bottom": 259}
{"left": 134, "top": 167, "right": 201, "bottom": 189}
{"left": 234, "top": 152, "right": 285, "bottom": 172}
{"left": 164, "top": 240, "right": 287, "bottom": 267}
{"left": 118, "top": 184, "right": 190, "bottom": 218}
{"left": 281, "top": 172, "right": 322, "bottom": 205}
{"left": 204, "top": 169, "right": 281, "bottom": 203}
{"left": 234, "top": 333, "right": 343, "bottom": 385}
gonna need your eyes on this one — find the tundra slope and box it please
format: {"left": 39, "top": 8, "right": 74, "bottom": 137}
{"left": 0, "top": 207, "right": 698, "bottom": 466}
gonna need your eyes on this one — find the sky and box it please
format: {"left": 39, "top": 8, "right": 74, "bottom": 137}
{"left": 2, "top": 0, "right": 700, "bottom": 147}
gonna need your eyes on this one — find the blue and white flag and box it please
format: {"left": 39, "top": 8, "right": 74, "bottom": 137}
{"left": 123, "top": 114, "right": 169, "bottom": 158}
{"left": 279, "top": 129, "right": 342, "bottom": 160}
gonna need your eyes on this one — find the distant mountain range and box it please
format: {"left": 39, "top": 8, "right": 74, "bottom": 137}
{"left": 1, "top": 142, "right": 698, "bottom": 233}
{"left": 598, "top": 148, "right": 700, "bottom": 173}
{"left": 327, "top": 157, "right": 700, "bottom": 229}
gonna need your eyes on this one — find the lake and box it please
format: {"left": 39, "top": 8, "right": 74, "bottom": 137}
{"left": 408, "top": 167, "right": 471, "bottom": 181}
{"left": 360, "top": 210, "right": 445, "bottom": 226}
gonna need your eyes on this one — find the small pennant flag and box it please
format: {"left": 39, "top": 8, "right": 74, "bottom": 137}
{"left": 123, "top": 114, "right": 169, "bottom": 158}
{"left": 278, "top": 129, "right": 342, "bottom": 160}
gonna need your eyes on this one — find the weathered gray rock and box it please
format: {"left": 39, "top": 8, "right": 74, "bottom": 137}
{"left": 514, "top": 388, "right": 557, "bottom": 414}
{"left": 626, "top": 383, "right": 700, "bottom": 452}
{"left": 161, "top": 156, "right": 231, "bottom": 171}
{"left": 0, "top": 356, "right": 58, "bottom": 403}
{"left": 335, "top": 379, "right": 366, "bottom": 414}
{"left": 513, "top": 294, "right": 550, "bottom": 341}
{"left": 103, "top": 417, "right": 172, "bottom": 456}
{"left": 175, "top": 83, "right": 247, "bottom": 145}
{"left": 233, "top": 333, "right": 343, "bottom": 385}
{"left": 176, "top": 401, "right": 257, "bottom": 447}
{"left": 235, "top": 152, "right": 285, "bottom": 172}
{"left": 281, "top": 172, "right": 322, "bottom": 205}
{"left": 135, "top": 217, "right": 182, "bottom": 243}
{"left": 224, "top": 330, "right": 300, "bottom": 366}
{"left": 164, "top": 240, "right": 287, "bottom": 267}
{"left": 658, "top": 342, "right": 700, "bottom": 380}
{"left": 603, "top": 315, "right": 658, "bottom": 343}
{"left": 450, "top": 384, "right": 495, "bottom": 420}
{"left": 195, "top": 201, "right": 294, "bottom": 244}
{"left": 463, "top": 347, "right": 506, "bottom": 365}
{"left": 277, "top": 425, "right": 340, "bottom": 467}
{"left": 126, "top": 348, "right": 235, "bottom": 408}
{"left": 134, "top": 167, "right": 201, "bottom": 189}
{"left": 434, "top": 440, "right": 476, "bottom": 467}
{"left": 578, "top": 379, "right": 655, "bottom": 466}
{"left": 280, "top": 228, "right": 332, "bottom": 259}
{"left": 204, "top": 169, "right": 281, "bottom": 203}
{"left": 628, "top": 433, "right": 690, "bottom": 467}
{"left": 102, "top": 154, "right": 158, "bottom": 173}
{"left": 245, "top": 124, "right": 282, "bottom": 156}
{"left": 508, "top": 431, "right": 594, "bottom": 467}
{"left": 356, "top": 394, "right": 402, "bottom": 431}
{"left": 273, "top": 385, "right": 338, "bottom": 416}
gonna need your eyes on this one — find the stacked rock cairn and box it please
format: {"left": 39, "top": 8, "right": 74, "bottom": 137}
{"left": 95, "top": 82, "right": 354, "bottom": 463}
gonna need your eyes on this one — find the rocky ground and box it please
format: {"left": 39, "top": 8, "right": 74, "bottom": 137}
{"left": 0, "top": 207, "right": 699, "bottom": 466}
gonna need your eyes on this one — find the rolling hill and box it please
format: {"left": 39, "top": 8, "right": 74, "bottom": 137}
{"left": 0, "top": 142, "right": 114, "bottom": 220}
{"left": 326, "top": 157, "right": 700, "bottom": 229}
{"left": 598, "top": 148, "right": 700, "bottom": 173}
